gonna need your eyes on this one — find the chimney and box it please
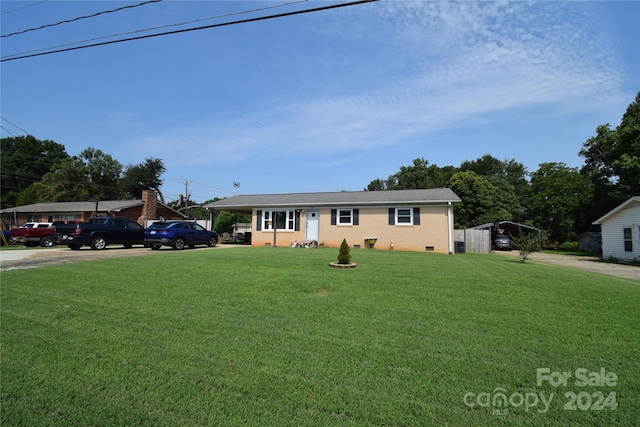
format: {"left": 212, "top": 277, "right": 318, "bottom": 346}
{"left": 138, "top": 190, "right": 158, "bottom": 225}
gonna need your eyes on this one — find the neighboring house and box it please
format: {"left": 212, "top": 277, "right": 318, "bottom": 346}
{"left": 593, "top": 196, "right": 640, "bottom": 261}
{"left": 0, "top": 190, "right": 185, "bottom": 228}
{"left": 204, "top": 188, "right": 461, "bottom": 253}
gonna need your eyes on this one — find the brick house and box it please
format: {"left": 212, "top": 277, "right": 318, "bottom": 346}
{"left": 205, "top": 188, "right": 461, "bottom": 253}
{"left": 0, "top": 190, "right": 184, "bottom": 228}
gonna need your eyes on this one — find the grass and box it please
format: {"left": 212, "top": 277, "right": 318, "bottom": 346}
{"left": 1, "top": 247, "right": 639, "bottom": 426}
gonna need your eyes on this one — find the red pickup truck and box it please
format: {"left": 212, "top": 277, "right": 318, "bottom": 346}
{"left": 10, "top": 222, "right": 56, "bottom": 247}
{"left": 9, "top": 220, "right": 80, "bottom": 247}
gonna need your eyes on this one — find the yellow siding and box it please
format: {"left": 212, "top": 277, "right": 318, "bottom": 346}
{"left": 250, "top": 205, "right": 454, "bottom": 253}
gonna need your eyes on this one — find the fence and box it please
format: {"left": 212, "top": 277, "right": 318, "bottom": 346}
{"left": 454, "top": 229, "right": 491, "bottom": 253}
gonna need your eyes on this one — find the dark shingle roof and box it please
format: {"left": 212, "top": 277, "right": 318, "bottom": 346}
{"left": 205, "top": 188, "right": 461, "bottom": 210}
{"left": 0, "top": 200, "right": 144, "bottom": 214}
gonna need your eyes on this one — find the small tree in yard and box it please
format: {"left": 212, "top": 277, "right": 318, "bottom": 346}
{"left": 510, "top": 230, "right": 541, "bottom": 263}
{"left": 338, "top": 239, "right": 351, "bottom": 264}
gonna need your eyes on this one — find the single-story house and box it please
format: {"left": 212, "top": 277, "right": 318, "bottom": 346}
{"left": 0, "top": 190, "right": 185, "bottom": 228}
{"left": 593, "top": 196, "right": 640, "bottom": 261}
{"left": 204, "top": 188, "right": 461, "bottom": 253}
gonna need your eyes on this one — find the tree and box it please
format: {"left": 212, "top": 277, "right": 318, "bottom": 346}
{"left": 34, "top": 147, "right": 122, "bottom": 202}
{"left": 448, "top": 170, "right": 513, "bottom": 228}
{"left": 213, "top": 210, "right": 251, "bottom": 233}
{"left": 459, "top": 154, "right": 529, "bottom": 222}
{"left": 0, "top": 135, "right": 69, "bottom": 208}
{"left": 528, "top": 162, "right": 591, "bottom": 243}
{"left": 120, "top": 158, "right": 167, "bottom": 202}
{"left": 365, "top": 158, "right": 455, "bottom": 191}
{"left": 337, "top": 239, "right": 351, "bottom": 264}
{"left": 580, "top": 92, "right": 640, "bottom": 217}
{"left": 509, "top": 229, "right": 541, "bottom": 263}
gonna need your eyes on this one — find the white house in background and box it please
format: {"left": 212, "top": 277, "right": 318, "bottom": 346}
{"left": 593, "top": 196, "right": 640, "bottom": 261}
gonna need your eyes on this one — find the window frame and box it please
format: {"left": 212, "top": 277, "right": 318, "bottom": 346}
{"left": 338, "top": 209, "right": 353, "bottom": 226}
{"left": 623, "top": 227, "right": 633, "bottom": 252}
{"left": 262, "top": 210, "right": 296, "bottom": 231}
{"left": 395, "top": 208, "right": 414, "bottom": 225}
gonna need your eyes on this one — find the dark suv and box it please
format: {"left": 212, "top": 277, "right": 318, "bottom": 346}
{"left": 144, "top": 221, "right": 218, "bottom": 250}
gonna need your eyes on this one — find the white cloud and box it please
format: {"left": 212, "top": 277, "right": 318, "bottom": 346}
{"left": 129, "top": 0, "right": 627, "bottom": 169}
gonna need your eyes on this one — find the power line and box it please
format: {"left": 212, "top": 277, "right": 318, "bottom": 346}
{"left": 1, "top": 117, "right": 35, "bottom": 137}
{"left": 2, "top": 0, "right": 309, "bottom": 59}
{"left": 0, "top": 1, "right": 48, "bottom": 16}
{"left": 1, "top": 0, "right": 163, "bottom": 38}
{"left": 0, "top": 0, "right": 379, "bottom": 62}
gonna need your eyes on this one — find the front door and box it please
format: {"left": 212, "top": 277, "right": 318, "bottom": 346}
{"left": 306, "top": 210, "right": 319, "bottom": 241}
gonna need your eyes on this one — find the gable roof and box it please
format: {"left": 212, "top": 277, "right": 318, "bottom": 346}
{"left": 0, "top": 199, "right": 185, "bottom": 217}
{"left": 205, "top": 188, "right": 461, "bottom": 211}
{"left": 593, "top": 196, "right": 640, "bottom": 225}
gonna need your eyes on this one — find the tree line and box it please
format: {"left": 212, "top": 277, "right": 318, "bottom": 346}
{"left": 1, "top": 92, "right": 638, "bottom": 243}
{"left": 365, "top": 92, "right": 639, "bottom": 243}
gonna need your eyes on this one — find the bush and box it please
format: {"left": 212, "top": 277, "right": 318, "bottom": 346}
{"left": 337, "top": 239, "right": 351, "bottom": 264}
{"left": 558, "top": 241, "right": 579, "bottom": 251}
{"left": 509, "top": 230, "right": 541, "bottom": 263}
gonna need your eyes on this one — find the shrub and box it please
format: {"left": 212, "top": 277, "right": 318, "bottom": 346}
{"left": 509, "top": 230, "right": 541, "bottom": 263}
{"left": 337, "top": 239, "right": 351, "bottom": 264}
{"left": 558, "top": 241, "right": 579, "bottom": 251}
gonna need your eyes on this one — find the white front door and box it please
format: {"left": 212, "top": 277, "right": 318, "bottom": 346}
{"left": 306, "top": 210, "right": 319, "bottom": 241}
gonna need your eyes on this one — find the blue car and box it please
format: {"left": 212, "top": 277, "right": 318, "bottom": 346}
{"left": 144, "top": 221, "right": 218, "bottom": 250}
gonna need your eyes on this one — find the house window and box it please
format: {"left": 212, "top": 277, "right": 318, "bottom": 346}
{"left": 623, "top": 228, "right": 633, "bottom": 252}
{"left": 396, "top": 208, "right": 413, "bottom": 225}
{"left": 262, "top": 210, "right": 295, "bottom": 231}
{"left": 338, "top": 209, "right": 353, "bottom": 225}
{"left": 388, "top": 207, "right": 420, "bottom": 225}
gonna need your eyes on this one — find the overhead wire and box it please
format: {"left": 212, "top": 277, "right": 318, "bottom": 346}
{"left": 1, "top": 0, "right": 163, "bottom": 38}
{"left": 1, "top": 0, "right": 379, "bottom": 62}
{"left": 2, "top": 0, "right": 309, "bottom": 59}
{"left": 0, "top": 1, "right": 49, "bottom": 16}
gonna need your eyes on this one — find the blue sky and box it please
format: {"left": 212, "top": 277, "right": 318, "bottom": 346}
{"left": 2, "top": 0, "right": 639, "bottom": 203}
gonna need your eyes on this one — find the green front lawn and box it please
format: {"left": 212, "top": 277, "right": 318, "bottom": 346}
{"left": 2, "top": 248, "right": 638, "bottom": 426}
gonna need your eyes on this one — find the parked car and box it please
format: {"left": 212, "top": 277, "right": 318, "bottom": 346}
{"left": 493, "top": 235, "right": 512, "bottom": 251}
{"left": 67, "top": 217, "right": 145, "bottom": 250}
{"left": 144, "top": 221, "right": 218, "bottom": 250}
{"left": 9, "top": 222, "right": 56, "bottom": 247}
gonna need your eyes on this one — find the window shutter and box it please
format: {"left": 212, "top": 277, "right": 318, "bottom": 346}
{"left": 353, "top": 209, "right": 359, "bottom": 225}
{"left": 331, "top": 209, "right": 337, "bottom": 225}
{"left": 413, "top": 207, "right": 420, "bottom": 225}
{"left": 388, "top": 208, "right": 395, "bottom": 225}
{"left": 257, "top": 210, "right": 262, "bottom": 231}
{"left": 295, "top": 210, "right": 301, "bottom": 231}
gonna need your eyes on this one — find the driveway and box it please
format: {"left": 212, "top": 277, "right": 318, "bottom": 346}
{"left": 493, "top": 250, "right": 639, "bottom": 281}
{"left": 0, "top": 245, "right": 234, "bottom": 272}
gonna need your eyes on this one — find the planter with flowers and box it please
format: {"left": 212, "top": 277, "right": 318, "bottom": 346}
{"left": 364, "top": 237, "right": 377, "bottom": 249}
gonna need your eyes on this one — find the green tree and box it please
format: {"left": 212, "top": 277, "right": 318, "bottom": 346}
{"left": 459, "top": 154, "right": 529, "bottom": 222}
{"left": 120, "top": 158, "right": 167, "bottom": 202}
{"left": 34, "top": 147, "right": 122, "bottom": 202}
{"left": 213, "top": 210, "right": 251, "bottom": 234}
{"left": 0, "top": 135, "right": 69, "bottom": 208}
{"left": 509, "top": 229, "right": 541, "bottom": 263}
{"left": 337, "top": 238, "right": 351, "bottom": 264}
{"left": 366, "top": 158, "right": 456, "bottom": 191}
{"left": 580, "top": 92, "right": 640, "bottom": 218}
{"left": 529, "top": 162, "right": 591, "bottom": 243}
{"left": 448, "top": 170, "right": 513, "bottom": 228}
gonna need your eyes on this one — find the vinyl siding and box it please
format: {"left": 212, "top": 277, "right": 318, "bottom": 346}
{"left": 600, "top": 205, "right": 640, "bottom": 261}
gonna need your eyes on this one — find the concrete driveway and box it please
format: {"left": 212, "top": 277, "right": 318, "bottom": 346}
{"left": 493, "top": 250, "right": 639, "bottom": 281}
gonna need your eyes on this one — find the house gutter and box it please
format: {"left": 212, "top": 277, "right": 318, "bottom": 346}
{"left": 447, "top": 201, "right": 453, "bottom": 254}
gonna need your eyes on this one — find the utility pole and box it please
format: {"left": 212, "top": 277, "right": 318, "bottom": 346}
{"left": 184, "top": 180, "right": 191, "bottom": 203}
